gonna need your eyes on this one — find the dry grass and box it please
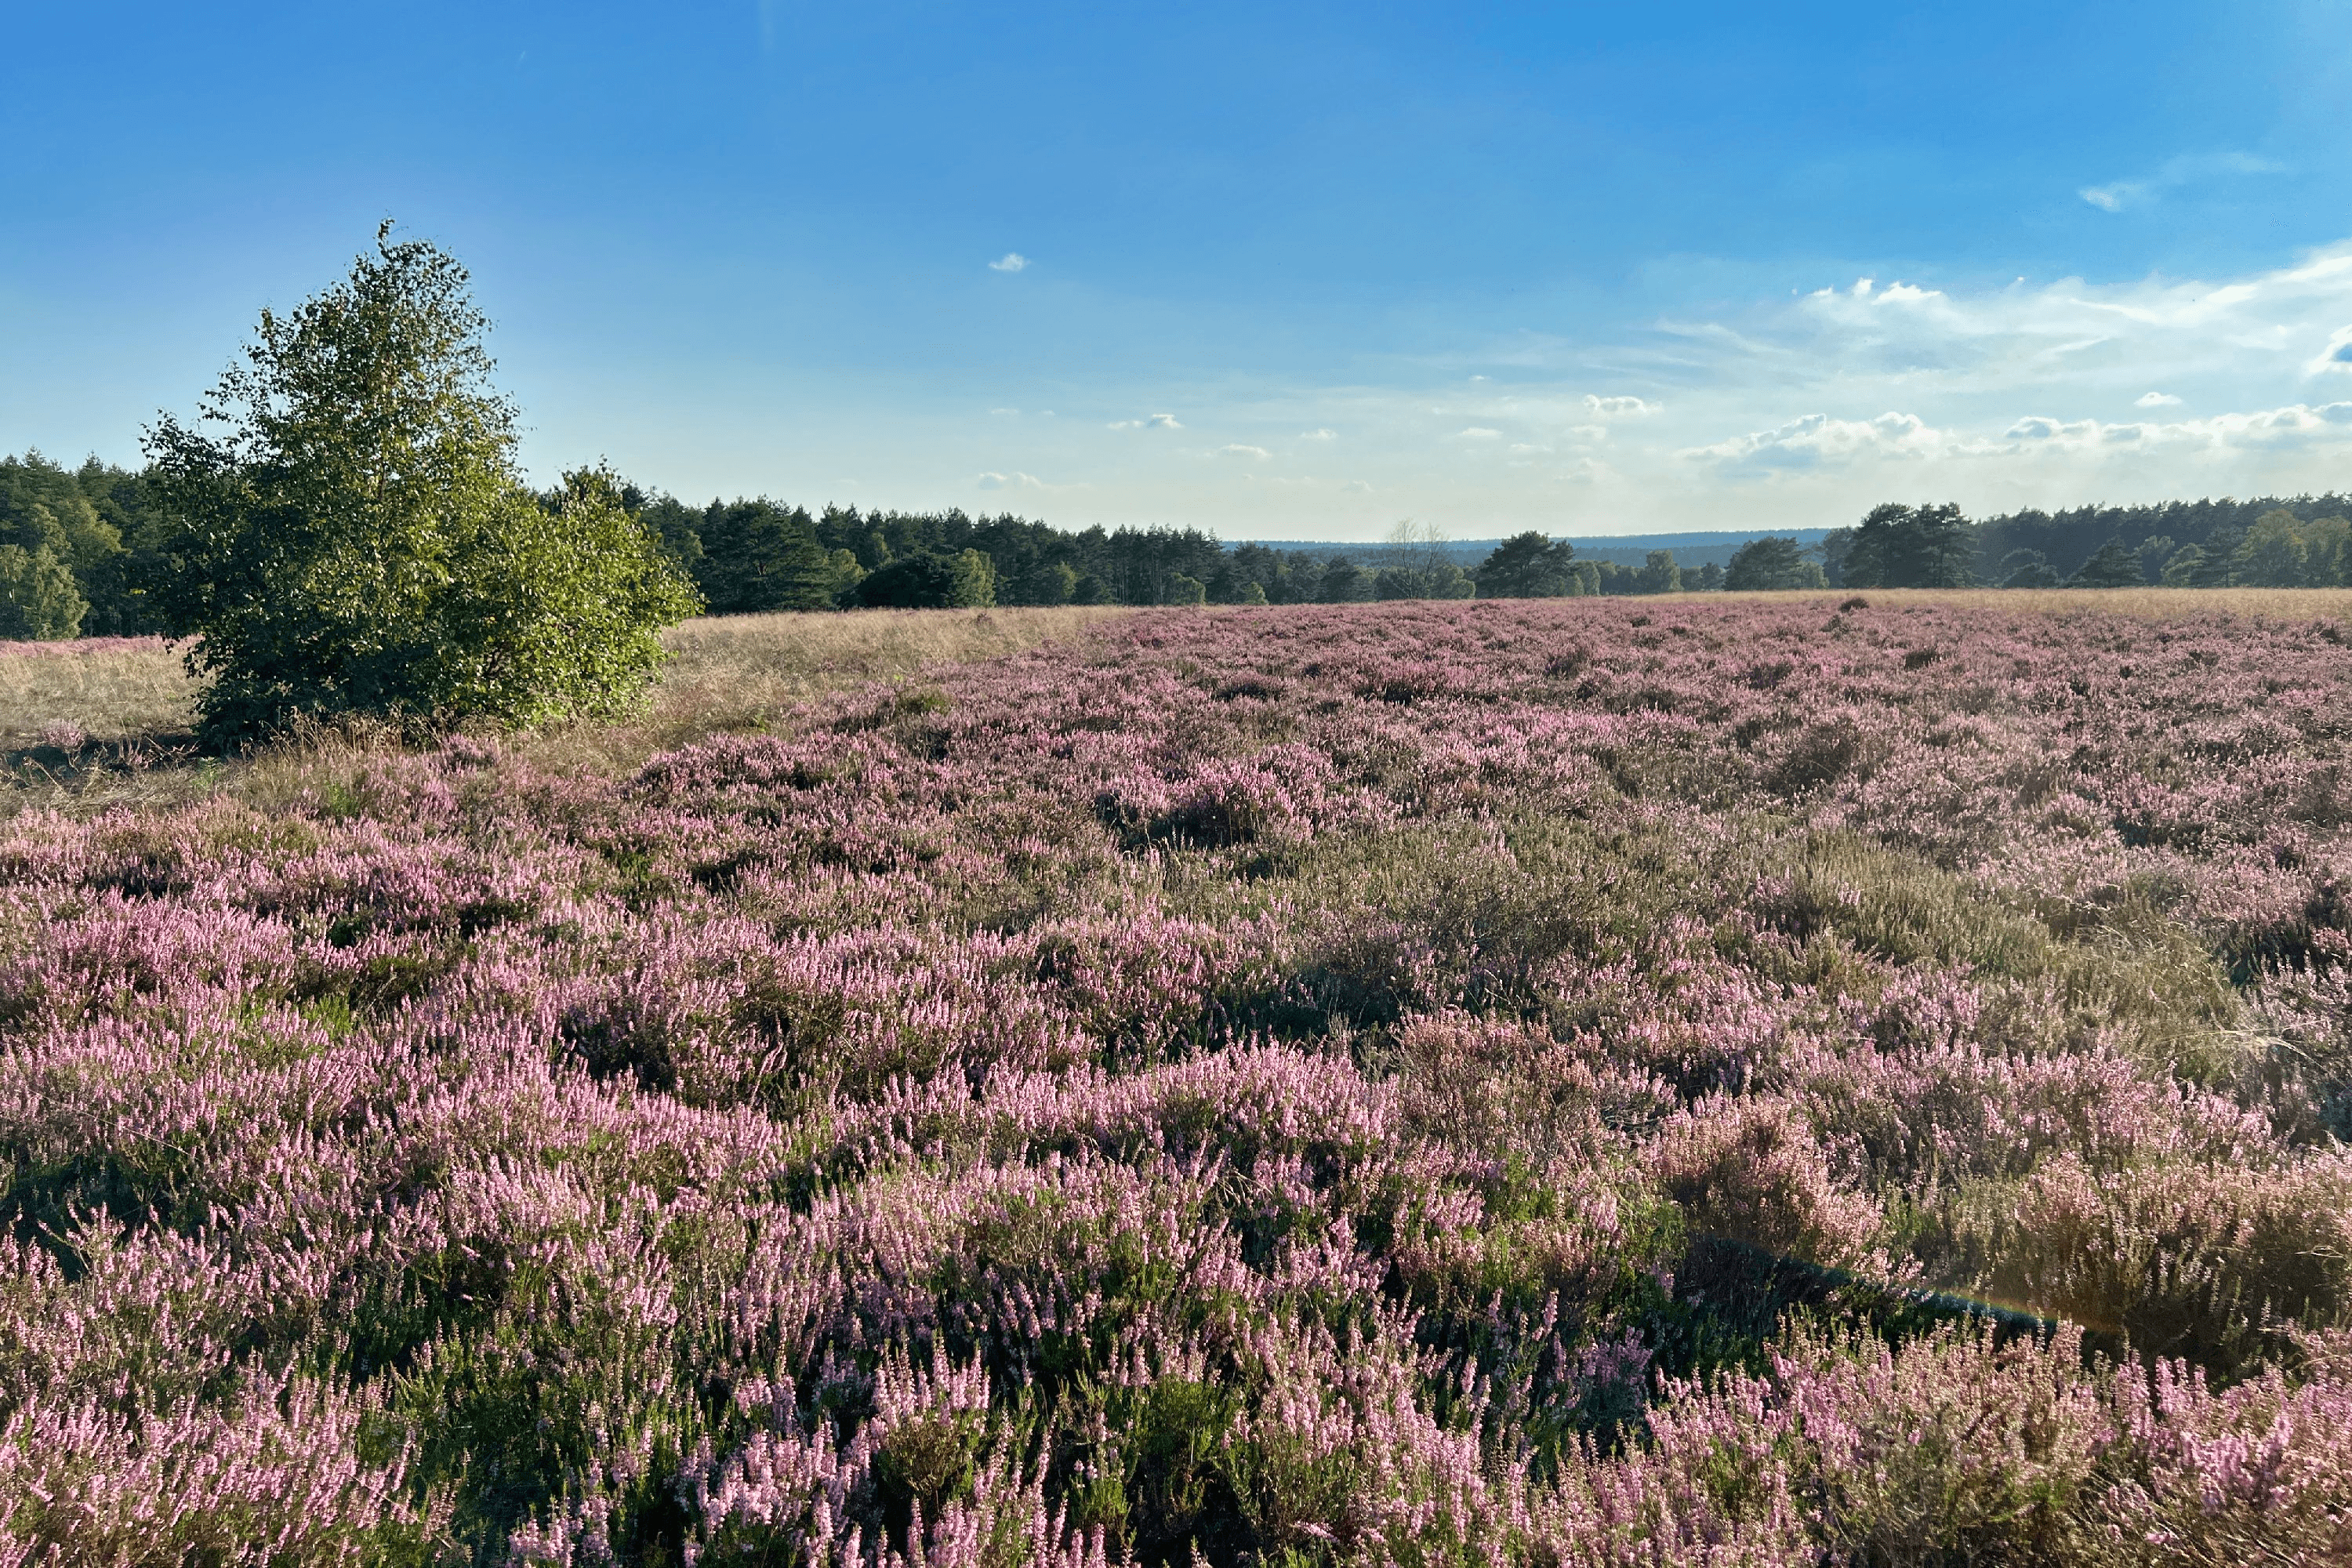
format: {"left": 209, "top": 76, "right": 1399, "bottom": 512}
{"left": 0, "top": 638, "right": 196, "bottom": 749}
{"left": 514, "top": 604, "right": 1133, "bottom": 776}
{"left": 2, "top": 607, "right": 1132, "bottom": 817}
{"left": 656, "top": 604, "right": 1129, "bottom": 722}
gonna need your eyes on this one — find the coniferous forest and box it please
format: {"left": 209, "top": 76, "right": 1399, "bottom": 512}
{"left": 5, "top": 445, "right": 2349, "bottom": 640}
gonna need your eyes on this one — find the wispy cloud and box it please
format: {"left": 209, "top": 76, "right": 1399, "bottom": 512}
{"left": 913, "top": 236, "right": 2352, "bottom": 535}
{"left": 2003, "top": 401, "right": 2352, "bottom": 451}
{"left": 2078, "top": 151, "right": 2284, "bottom": 213}
{"left": 2310, "top": 325, "right": 2352, "bottom": 375}
{"left": 988, "top": 252, "right": 1029, "bottom": 272}
{"left": 976, "top": 470, "right": 1051, "bottom": 489}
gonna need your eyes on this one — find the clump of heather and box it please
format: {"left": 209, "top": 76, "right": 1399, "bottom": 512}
{"left": 1, "top": 597, "right": 2348, "bottom": 1564}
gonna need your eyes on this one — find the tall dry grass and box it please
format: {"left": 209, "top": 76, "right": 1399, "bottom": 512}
{"left": 0, "top": 637, "right": 194, "bottom": 747}
{"left": 2, "top": 607, "right": 1132, "bottom": 816}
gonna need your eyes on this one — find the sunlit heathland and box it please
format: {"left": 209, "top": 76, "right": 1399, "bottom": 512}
{"left": 2, "top": 593, "right": 2348, "bottom": 1562}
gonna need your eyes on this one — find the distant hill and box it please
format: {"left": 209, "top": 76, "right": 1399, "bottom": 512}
{"left": 1239, "top": 528, "right": 1835, "bottom": 571}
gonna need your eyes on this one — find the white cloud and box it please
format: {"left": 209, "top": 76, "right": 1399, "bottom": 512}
{"left": 1687, "top": 411, "right": 1940, "bottom": 469}
{"left": 2135, "top": 391, "right": 2182, "bottom": 407}
{"left": 1457, "top": 426, "right": 1501, "bottom": 440}
{"left": 1108, "top": 412, "right": 1183, "bottom": 430}
{"left": 1583, "top": 394, "right": 1658, "bottom": 417}
{"left": 1343, "top": 479, "right": 1374, "bottom": 493}
{"left": 1690, "top": 397, "right": 2352, "bottom": 475}
{"left": 2004, "top": 401, "right": 2352, "bottom": 452}
{"left": 1218, "top": 443, "right": 1271, "bottom": 459}
{"left": 975, "top": 470, "right": 1051, "bottom": 490}
{"left": 989, "top": 407, "right": 1019, "bottom": 416}
{"left": 1299, "top": 427, "right": 1337, "bottom": 440}
{"left": 2310, "top": 325, "right": 2352, "bottom": 375}
{"left": 988, "top": 252, "right": 1029, "bottom": 272}
{"left": 2080, "top": 184, "right": 2135, "bottom": 213}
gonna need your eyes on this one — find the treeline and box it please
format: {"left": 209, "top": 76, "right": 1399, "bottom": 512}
{"left": 1816, "top": 498, "right": 2352, "bottom": 590}
{"left": 0, "top": 452, "right": 165, "bottom": 638}
{"left": 6, "top": 445, "right": 2349, "bottom": 641}
{"left": 629, "top": 495, "right": 1718, "bottom": 612}
{"left": 619, "top": 493, "right": 1676, "bottom": 611}
{"left": 1973, "top": 492, "right": 2352, "bottom": 586}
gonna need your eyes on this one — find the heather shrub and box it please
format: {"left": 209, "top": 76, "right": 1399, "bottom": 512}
{"left": 1650, "top": 1094, "right": 1885, "bottom": 1272}
{"left": 1947, "top": 1152, "right": 2352, "bottom": 1374}
{"left": 0, "top": 597, "right": 2348, "bottom": 1562}
{"left": 1766, "top": 1324, "right": 2114, "bottom": 1564}
{"left": 2098, "top": 1343, "right": 2352, "bottom": 1566}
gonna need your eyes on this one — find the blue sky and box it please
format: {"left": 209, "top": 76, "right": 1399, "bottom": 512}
{"left": 6, "top": 2, "right": 2352, "bottom": 539}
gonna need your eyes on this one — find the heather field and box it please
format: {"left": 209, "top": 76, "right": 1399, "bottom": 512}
{"left": 5, "top": 593, "right": 2352, "bottom": 1566}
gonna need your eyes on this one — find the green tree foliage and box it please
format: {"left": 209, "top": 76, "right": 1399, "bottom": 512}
{"left": 1633, "top": 549, "right": 1682, "bottom": 594}
{"left": 850, "top": 548, "right": 998, "bottom": 608}
{"left": 1317, "top": 556, "right": 1369, "bottom": 603}
{"left": 2066, "top": 539, "right": 2146, "bottom": 588}
{"left": 1370, "top": 518, "right": 1475, "bottom": 601}
{"left": 1017, "top": 558, "right": 1079, "bottom": 605}
{"left": 142, "top": 224, "right": 701, "bottom": 745}
{"left": 1973, "top": 492, "right": 2352, "bottom": 584}
{"left": 2309, "top": 516, "right": 2352, "bottom": 586}
{"left": 1998, "top": 550, "right": 2063, "bottom": 589}
{"left": 1377, "top": 561, "right": 1474, "bottom": 599}
{"left": 2232, "top": 510, "right": 2308, "bottom": 586}
{"left": 2186, "top": 526, "right": 2246, "bottom": 587}
{"left": 1472, "top": 532, "right": 1582, "bottom": 597}
{"left": 1722, "top": 536, "right": 1827, "bottom": 591}
{"left": 1835, "top": 503, "right": 1975, "bottom": 589}
{"left": 683, "top": 499, "right": 864, "bottom": 612}
{"left": 2225, "top": 508, "right": 2350, "bottom": 586}
{"left": 0, "top": 543, "right": 86, "bottom": 640}
{"left": 2160, "top": 544, "right": 2213, "bottom": 586}
{"left": 0, "top": 451, "right": 168, "bottom": 634}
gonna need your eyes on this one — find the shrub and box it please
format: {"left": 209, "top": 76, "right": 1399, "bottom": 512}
{"left": 141, "top": 223, "right": 700, "bottom": 746}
